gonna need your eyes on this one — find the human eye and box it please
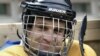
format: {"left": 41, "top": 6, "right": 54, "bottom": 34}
{"left": 54, "top": 28, "right": 59, "bottom": 34}
{"left": 59, "top": 28, "right": 64, "bottom": 33}
{"left": 54, "top": 28, "right": 64, "bottom": 34}
{"left": 43, "top": 26, "right": 48, "bottom": 31}
{"left": 37, "top": 25, "right": 43, "bottom": 31}
{"left": 37, "top": 25, "right": 48, "bottom": 31}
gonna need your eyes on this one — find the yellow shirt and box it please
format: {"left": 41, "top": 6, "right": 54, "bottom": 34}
{"left": 0, "top": 40, "right": 97, "bottom": 56}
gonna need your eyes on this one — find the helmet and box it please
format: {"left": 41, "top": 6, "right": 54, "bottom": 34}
{"left": 20, "top": 0, "right": 76, "bottom": 56}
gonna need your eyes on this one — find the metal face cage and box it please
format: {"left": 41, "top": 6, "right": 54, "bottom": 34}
{"left": 21, "top": 14, "right": 76, "bottom": 56}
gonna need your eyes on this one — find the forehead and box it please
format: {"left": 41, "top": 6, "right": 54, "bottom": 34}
{"left": 34, "top": 17, "right": 65, "bottom": 27}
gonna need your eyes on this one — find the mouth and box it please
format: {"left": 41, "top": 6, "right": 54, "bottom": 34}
{"left": 37, "top": 42, "right": 61, "bottom": 53}
{"left": 32, "top": 37, "right": 62, "bottom": 52}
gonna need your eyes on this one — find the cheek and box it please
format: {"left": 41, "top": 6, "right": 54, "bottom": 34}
{"left": 29, "top": 33, "right": 39, "bottom": 37}
{"left": 57, "top": 37, "right": 63, "bottom": 42}
{"left": 27, "top": 33, "right": 43, "bottom": 48}
{"left": 28, "top": 31, "right": 43, "bottom": 42}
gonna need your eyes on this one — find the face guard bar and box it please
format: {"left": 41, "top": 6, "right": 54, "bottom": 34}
{"left": 18, "top": 15, "right": 76, "bottom": 56}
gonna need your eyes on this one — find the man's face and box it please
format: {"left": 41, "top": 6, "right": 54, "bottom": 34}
{"left": 27, "top": 17, "right": 65, "bottom": 53}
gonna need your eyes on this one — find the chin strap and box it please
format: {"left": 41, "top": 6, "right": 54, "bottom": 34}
{"left": 33, "top": 50, "right": 60, "bottom": 56}
{"left": 78, "top": 15, "right": 87, "bottom": 56}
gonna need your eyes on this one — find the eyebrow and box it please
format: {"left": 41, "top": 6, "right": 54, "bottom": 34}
{"left": 36, "top": 21, "right": 65, "bottom": 27}
{"left": 54, "top": 27, "right": 65, "bottom": 30}
{"left": 35, "top": 21, "right": 52, "bottom": 26}
{"left": 36, "top": 22, "right": 43, "bottom": 24}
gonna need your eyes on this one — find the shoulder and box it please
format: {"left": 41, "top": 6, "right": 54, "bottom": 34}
{"left": 83, "top": 44, "right": 97, "bottom": 56}
{"left": 67, "top": 40, "right": 97, "bottom": 56}
{"left": 0, "top": 45, "right": 28, "bottom": 56}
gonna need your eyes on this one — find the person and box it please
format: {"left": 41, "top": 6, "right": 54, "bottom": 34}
{"left": 0, "top": 0, "right": 97, "bottom": 56}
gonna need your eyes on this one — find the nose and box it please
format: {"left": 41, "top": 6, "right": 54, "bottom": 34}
{"left": 41, "top": 28, "right": 63, "bottom": 45}
{"left": 41, "top": 29, "right": 64, "bottom": 47}
{"left": 42, "top": 30, "right": 57, "bottom": 43}
{"left": 43, "top": 33, "right": 54, "bottom": 42}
